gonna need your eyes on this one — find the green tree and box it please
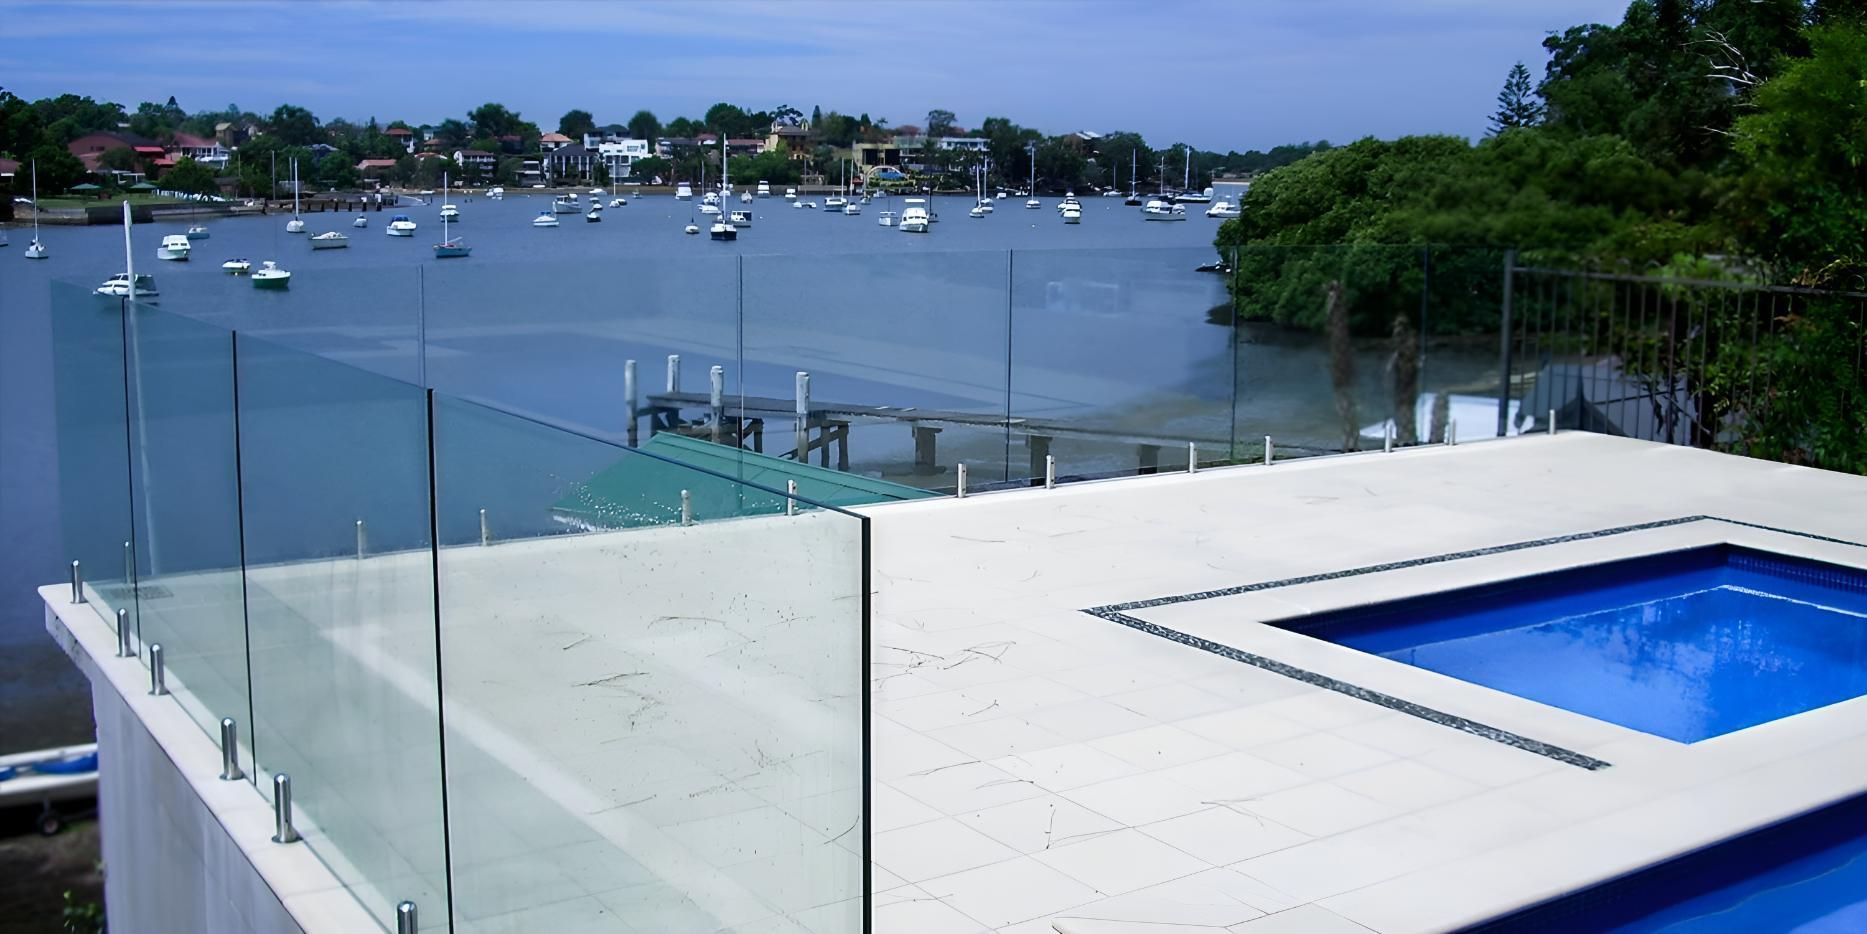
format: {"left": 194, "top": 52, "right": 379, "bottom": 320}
{"left": 468, "top": 102, "right": 523, "bottom": 139}
{"left": 559, "top": 108, "right": 596, "bottom": 138}
{"left": 631, "top": 155, "right": 670, "bottom": 182}
{"left": 627, "top": 109, "right": 661, "bottom": 143}
{"left": 26, "top": 144, "right": 86, "bottom": 193}
{"left": 158, "top": 155, "right": 218, "bottom": 194}
{"left": 266, "top": 104, "right": 322, "bottom": 145}
{"left": 1489, "top": 61, "right": 1544, "bottom": 133}
{"left": 925, "top": 108, "right": 957, "bottom": 137}
{"left": 433, "top": 118, "right": 470, "bottom": 146}
{"left": 97, "top": 146, "right": 139, "bottom": 173}
{"left": 704, "top": 102, "right": 749, "bottom": 136}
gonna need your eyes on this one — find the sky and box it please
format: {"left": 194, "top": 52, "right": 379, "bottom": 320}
{"left": 4, "top": 0, "right": 1631, "bottom": 151}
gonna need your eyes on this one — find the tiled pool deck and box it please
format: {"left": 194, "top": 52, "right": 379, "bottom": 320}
{"left": 859, "top": 432, "right": 1867, "bottom": 932}
{"left": 44, "top": 432, "right": 1867, "bottom": 932}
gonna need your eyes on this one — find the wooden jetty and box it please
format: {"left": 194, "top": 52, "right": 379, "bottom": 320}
{"left": 633, "top": 356, "right": 1230, "bottom": 480}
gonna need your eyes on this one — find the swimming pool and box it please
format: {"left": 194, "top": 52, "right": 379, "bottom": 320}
{"left": 1273, "top": 545, "right": 1867, "bottom": 743}
{"left": 1468, "top": 789, "right": 1867, "bottom": 932}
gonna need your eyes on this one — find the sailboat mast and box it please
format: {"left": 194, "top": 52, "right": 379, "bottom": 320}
{"left": 31, "top": 160, "right": 39, "bottom": 239}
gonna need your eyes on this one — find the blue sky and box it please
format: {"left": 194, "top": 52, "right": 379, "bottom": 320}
{"left": 4, "top": 0, "right": 1629, "bottom": 150}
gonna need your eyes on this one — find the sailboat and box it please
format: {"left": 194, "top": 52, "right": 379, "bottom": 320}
{"left": 709, "top": 133, "right": 737, "bottom": 241}
{"left": 1174, "top": 148, "right": 1211, "bottom": 203}
{"left": 23, "top": 160, "right": 47, "bottom": 259}
{"left": 1025, "top": 147, "right": 1041, "bottom": 209}
{"left": 285, "top": 158, "right": 305, "bottom": 233}
{"left": 824, "top": 161, "right": 848, "bottom": 211}
{"left": 433, "top": 172, "right": 470, "bottom": 258}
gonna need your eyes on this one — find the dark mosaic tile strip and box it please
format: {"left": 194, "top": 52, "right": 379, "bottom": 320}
{"left": 1086, "top": 607, "right": 1613, "bottom": 770}
{"left": 1092, "top": 515, "right": 1867, "bottom": 615}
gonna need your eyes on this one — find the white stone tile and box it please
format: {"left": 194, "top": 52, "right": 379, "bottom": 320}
{"left": 957, "top": 793, "right": 1125, "bottom": 854}
{"left": 871, "top": 781, "right": 944, "bottom": 833}
{"left": 1021, "top": 698, "right": 1162, "bottom": 742}
{"left": 1140, "top": 807, "right": 1310, "bottom": 866}
{"left": 1248, "top": 691, "right": 1390, "bottom": 731}
{"left": 1227, "top": 903, "right": 1375, "bottom": 932}
{"left": 921, "top": 855, "right": 1102, "bottom": 929}
{"left": 1034, "top": 827, "right": 1211, "bottom": 896}
{"left": 988, "top": 744, "right": 1142, "bottom": 793}
{"left": 1105, "top": 682, "right": 1239, "bottom": 722}
{"left": 928, "top": 716, "right": 1072, "bottom": 761}
{"left": 1250, "top": 733, "right": 1392, "bottom": 780}
{"left": 1230, "top": 783, "right": 1397, "bottom": 838}
{"left": 889, "top": 759, "right": 1049, "bottom": 816}
{"left": 1089, "top": 725, "right": 1230, "bottom": 770}
{"left": 1175, "top": 708, "right": 1314, "bottom": 750}
{"left": 1154, "top": 752, "right": 1311, "bottom": 803}
{"left": 868, "top": 885, "right": 992, "bottom": 934}
{"left": 872, "top": 818, "right": 1020, "bottom": 883}
{"left": 1329, "top": 759, "right": 1484, "bottom": 812}
{"left": 1061, "top": 772, "right": 1213, "bottom": 827}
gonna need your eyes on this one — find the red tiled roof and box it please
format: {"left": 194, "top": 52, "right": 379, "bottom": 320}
{"left": 171, "top": 132, "right": 218, "bottom": 149}
{"left": 356, "top": 159, "right": 399, "bottom": 170}
{"left": 150, "top": 158, "right": 175, "bottom": 167}
{"left": 540, "top": 132, "right": 572, "bottom": 143}
{"left": 133, "top": 145, "right": 166, "bottom": 155}
{"left": 0, "top": 158, "right": 18, "bottom": 175}
{"left": 385, "top": 127, "right": 413, "bottom": 136}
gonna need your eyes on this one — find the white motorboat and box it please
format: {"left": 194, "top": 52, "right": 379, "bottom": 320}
{"left": 1061, "top": 204, "right": 1082, "bottom": 224}
{"left": 155, "top": 234, "right": 191, "bottom": 261}
{"left": 824, "top": 195, "right": 846, "bottom": 211}
{"left": 251, "top": 261, "right": 291, "bottom": 289}
{"left": 1025, "top": 198, "right": 1042, "bottom": 209}
{"left": 589, "top": 187, "right": 604, "bottom": 196}
{"left": 588, "top": 196, "right": 602, "bottom": 209}
{"left": 352, "top": 215, "right": 368, "bottom": 228}
{"left": 585, "top": 208, "right": 602, "bottom": 222}
{"left": 95, "top": 273, "right": 158, "bottom": 298}
{"left": 860, "top": 195, "right": 871, "bottom": 205}
{"left": 900, "top": 199, "right": 931, "bottom": 233}
{"left": 684, "top": 220, "right": 700, "bottom": 235}
{"left": 757, "top": 181, "right": 772, "bottom": 197}
{"left": 285, "top": 157, "right": 305, "bottom": 232}
{"left": 702, "top": 190, "right": 721, "bottom": 206}
{"left": 552, "top": 194, "right": 581, "bottom": 214}
{"left": 1206, "top": 200, "right": 1241, "bottom": 218}
{"left": 608, "top": 198, "right": 626, "bottom": 208}
{"left": 729, "top": 209, "right": 752, "bottom": 226}
{"left": 533, "top": 211, "right": 559, "bottom": 227}
{"left": 222, "top": 258, "right": 252, "bottom": 274}
{"left": 1142, "top": 199, "right": 1188, "bottom": 221}
{"left": 387, "top": 214, "right": 418, "bottom": 236}
{"left": 784, "top": 188, "right": 797, "bottom": 200}
{"left": 877, "top": 210, "right": 896, "bottom": 228}
{"left": 23, "top": 160, "right": 47, "bottom": 259}
{"left": 739, "top": 191, "right": 754, "bottom": 204}
{"left": 309, "top": 231, "right": 349, "bottom": 249}
{"left": 186, "top": 225, "right": 210, "bottom": 240}
{"left": 699, "top": 203, "right": 722, "bottom": 216}
{"left": 439, "top": 203, "right": 461, "bottom": 222}
{"left": 488, "top": 186, "right": 505, "bottom": 200}
{"left": 842, "top": 202, "right": 861, "bottom": 216}
{"left": 675, "top": 183, "right": 695, "bottom": 200}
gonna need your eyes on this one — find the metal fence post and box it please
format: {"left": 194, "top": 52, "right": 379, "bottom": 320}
{"left": 794, "top": 371, "right": 811, "bottom": 463}
{"left": 1187, "top": 441, "right": 1198, "bottom": 473}
{"left": 1548, "top": 408, "right": 1558, "bottom": 436}
{"left": 219, "top": 718, "right": 244, "bottom": 781}
{"left": 786, "top": 480, "right": 797, "bottom": 517}
{"left": 272, "top": 773, "right": 300, "bottom": 843}
{"left": 1263, "top": 435, "right": 1274, "bottom": 465}
{"left": 1497, "top": 249, "right": 1516, "bottom": 438}
{"left": 680, "top": 489, "right": 692, "bottom": 527}
{"left": 709, "top": 365, "right": 725, "bottom": 444}
{"left": 70, "top": 560, "right": 84, "bottom": 604}
{"left": 396, "top": 901, "right": 418, "bottom": 934}
{"left": 666, "top": 354, "right": 681, "bottom": 393}
{"left": 149, "top": 643, "right": 168, "bottom": 696}
{"left": 116, "top": 609, "right": 133, "bottom": 657}
{"left": 479, "top": 508, "right": 490, "bottom": 546}
{"left": 956, "top": 462, "right": 968, "bottom": 498}
{"left": 1044, "top": 454, "right": 1056, "bottom": 489}
{"left": 355, "top": 519, "right": 366, "bottom": 559}
{"left": 624, "top": 358, "right": 638, "bottom": 447}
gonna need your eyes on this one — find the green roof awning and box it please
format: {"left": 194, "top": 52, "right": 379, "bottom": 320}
{"left": 68, "top": 183, "right": 101, "bottom": 191}
{"left": 552, "top": 433, "right": 935, "bottom": 529}
{"left": 129, "top": 182, "right": 158, "bottom": 191}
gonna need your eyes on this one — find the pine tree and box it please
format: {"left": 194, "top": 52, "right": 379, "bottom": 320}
{"left": 1489, "top": 61, "right": 1544, "bottom": 134}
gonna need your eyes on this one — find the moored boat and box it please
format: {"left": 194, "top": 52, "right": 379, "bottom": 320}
{"left": 222, "top": 258, "right": 252, "bottom": 274}
{"left": 95, "top": 273, "right": 158, "bottom": 298}
{"left": 155, "top": 234, "right": 191, "bottom": 261}
{"left": 186, "top": 225, "right": 210, "bottom": 240}
{"left": 250, "top": 261, "right": 291, "bottom": 289}
{"left": 309, "top": 231, "right": 349, "bottom": 250}
{"left": 352, "top": 215, "right": 368, "bottom": 228}
{"left": 876, "top": 210, "right": 896, "bottom": 228}
{"left": 387, "top": 215, "right": 418, "bottom": 236}
{"left": 532, "top": 211, "right": 559, "bottom": 227}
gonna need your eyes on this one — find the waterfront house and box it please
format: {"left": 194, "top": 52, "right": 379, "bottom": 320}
{"left": 166, "top": 132, "right": 230, "bottom": 170}
{"left": 935, "top": 136, "right": 991, "bottom": 153}
{"left": 452, "top": 150, "right": 497, "bottom": 174}
{"left": 764, "top": 123, "right": 812, "bottom": 159}
{"left": 656, "top": 137, "right": 699, "bottom": 158}
{"left": 66, "top": 131, "right": 155, "bottom": 172}
{"left": 544, "top": 143, "right": 594, "bottom": 181}
{"left": 384, "top": 126, "right": 415, "bottom": 152}
{"left": 596, "top": 138, "right": 651, "bottom": 179}
{"left": 538, "top": 132, "right": 573, "bottom": 153}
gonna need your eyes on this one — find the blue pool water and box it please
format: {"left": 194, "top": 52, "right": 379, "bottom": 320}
{"left": 1471, "top": 790, "right": 1867, "bottom": 932}
{"left": 1276, "top": 546, "right": 1867, "bottom": 743}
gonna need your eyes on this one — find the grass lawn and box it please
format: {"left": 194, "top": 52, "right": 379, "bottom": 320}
{"left": 31, "top": 195, "right": 191, "bottom": 209}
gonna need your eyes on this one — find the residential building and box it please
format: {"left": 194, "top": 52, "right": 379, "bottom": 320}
{"left": 384, "top": 127, "right": 416, "bottom": 153}
{"left": 656, "top": 137, "right": 699, "bottom": 158}
{"left": 596, "top": 139, "right": 651, "bottom": 178}
{"left": 545, "top": 143, "right": 595, "bottom": 180}
{"left": 539, "top": 132, "right": 573, "bottom": 152}
{"left": 935, "top": 136, "right": 991, "bottom": 152}
{"left": 66, "top": 131, "right": 154, "bottom": 172}
{"left": 167, "top": 132, "right": 230, "bottom": 170}
{"left": 453, "top": 150, "right": 497, "bottom": 174}
{"left": 764, "top": 124, "right": 812, "bottom": 160}
{"left": 214, "top": 120, "right": 262, "bottom": 148}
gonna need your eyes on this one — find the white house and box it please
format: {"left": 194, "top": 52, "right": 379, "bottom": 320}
{"left": 167, "top": 132, "right": 230, "bottom": 169}
{"left": 935, "top": 137, "right": 991, "bottom": 152}
{"left": 596, "top": 139, "right": 652, "bottom": 178}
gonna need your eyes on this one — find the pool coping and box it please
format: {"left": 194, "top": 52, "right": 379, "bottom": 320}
{"left": 1089, "top": 514, "right": 1867, "bottom": 932}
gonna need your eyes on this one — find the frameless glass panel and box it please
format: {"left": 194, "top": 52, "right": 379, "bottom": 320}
{"left": 740, "top": 250, "right": 1011, "bottom": 491}
{"left": 421, "top": 255, "right": 740, "bottom": 444}
{"left": 432, "top": 394, "right": 865, "bottom": 933}
{"left": 49, "top": 280, "right": 137, "bottom": 636}
{"left": 236, "top": 333, "right": 447, "bottom": 930}
{"left": 1010, "top": 247, "right": 1233, "bottom": 482}
{"left": 122, "top": 301, "right": 251, "bottom": 774}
